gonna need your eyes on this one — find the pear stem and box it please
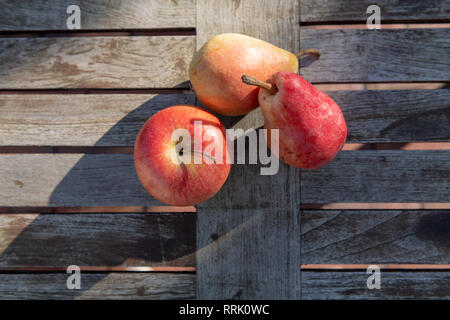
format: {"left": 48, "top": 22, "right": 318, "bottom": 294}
{"left": 241, "top": 75, "right": 277, "bottom": 94}
{"left": 295, "top": 48, "right": 321, "bottom": 59}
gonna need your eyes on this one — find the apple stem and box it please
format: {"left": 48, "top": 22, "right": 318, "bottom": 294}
{"left": 295, "top": 48, "right": 321, "bottom": 59}
{"left": 179, "top": 149, "right": 217, "bottom": 164}
{"left": 241, "top": 75, "right": 277, "bottom": 94}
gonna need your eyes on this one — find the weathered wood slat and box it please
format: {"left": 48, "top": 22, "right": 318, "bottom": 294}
{"left": 196, "top": 0, "right": 302, "bottom": 300}
{"left": 0, "top": 213, "right": 195, "bottom": 267}
{"left": 331, "top": 89, "right": 450, "bottom": 142}
{"left": 0, "top": 154, "right": 164, "bottom": 206}
{"left": 0, "top": 36, "right": 194, "bottom": 89}
{"left": 195, "top": 0, "right": 299, "bottom": 51}
{"left": 300, "top": 29, "right": 450, "bottom": 82}
{"left": 1, "top": 90, "right": 448, "bottom": 146}
{"left": 302, "top": 210, "right": 450, "bottom": 264}
{"left": 0, "top": 272, "right": 195, "bottom": 299}
{"left": 197, "top": 164, "right": 301, "bottom": 299}
{"left": 301, "top": 0, "right": 450, "bottom": 23}
{"left": 0, "top": 0, "right": 196, "bottom": 30}
{"left": 302, "top": 271, "right": 450, "bottom": 299}
{"left": 301, "top": 150, "right": 450, "bottom": 203}
{"left": 0, "top": 94, "right": 195, "bottom": 146}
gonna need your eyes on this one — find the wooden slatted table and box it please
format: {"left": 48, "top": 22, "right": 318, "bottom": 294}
{"left": 0, "top": 0, "right": 448, "bottom": 299}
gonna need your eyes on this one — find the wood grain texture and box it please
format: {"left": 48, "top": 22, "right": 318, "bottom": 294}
{"left": 301, "top": 210, "right": 450, "bottom": 264}
{"left": 0, "top": 94, "right": 195, "bottom": 146}
{"left": 0, "top": 154, "right": 165, "bottom": 206}
{"left": 2, "top": 90, "right": 447, "bottom": 146}
{"left": 302, "top": 271, "right": 450, "bottom": 299}
{"left": 300, "top": 29, "right": 450, "bottom": 82}
{"left": 0, "top": 36, "right": 194, "bottom": 89}
{"left": 196, "top": 0, "right": 302, "bottom": 300}
{"left": 0, "top": 0, "right": 196, "bottom": 30}
{"left": 195, "top": 0, "right": 299, "bottom": 50}
{"left": 0, "top": 213, "right": 195, "bottom": 267}
{"left": 301, "top": 0, "right": 450, "bottom": 23}
{"left": 329, "top": 89, "right": 450, "bottom": 142}
{"left": 0, "top": 272, "right": 195, "bottom": 299}
{"left": 301, "top": 150, "right": 450, "bottom": 203}
{"left": 197, "top": 164, "right": 301, "bottom": 299}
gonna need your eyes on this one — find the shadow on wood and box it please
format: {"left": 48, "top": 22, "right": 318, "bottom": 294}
{"left": 1, "top": 81, "right": 300, "bottom": 299}
{"left": 0, "top": 84, "right": 199, "bottom": 299}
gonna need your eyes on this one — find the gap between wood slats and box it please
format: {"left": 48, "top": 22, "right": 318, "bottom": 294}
{"left": 1, "top": 203, "right": 448, "bottom": 213}
{"left": 0, "top": 88, "right": 192, "bottom": 94}
{"left": 0, "top": 206, "right": 196, "bottom": 213}
{"left": 300, "top": 203, "right": 450, "bottom": 210}
{"left": 0, "top": 267, "right": 196, "bottom": 273}
{"left": 343, "top": 143, "right": 450, "bottom": 150}
{"left": 301, "top": 264, "right": 450, "bottom": 271}
{"left": 314, "top": 82, "right": 448, "bottom": 90}
{"left": 0, "top": 29, "right": 196, "bottom": 38}
{"left": 3, "top": 265, "right": 448, "bottom": 272}
{"left": 0, "top": 146, "right": 133, "bottom": 154}
{"left": 0, "top": 84, "right": 446, "bottom": 93}
{"left": 301, "top": 23, "right": 450, "bottom": 29}
{"left": 1, "top": 143, "right": 449, "bottom": 154}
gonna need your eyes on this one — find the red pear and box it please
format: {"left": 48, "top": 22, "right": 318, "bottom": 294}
{"left": 243, "top": 72, "right": 347, "bottom": 169}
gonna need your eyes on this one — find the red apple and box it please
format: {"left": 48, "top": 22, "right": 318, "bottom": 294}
{"left": 134, "top": 105, "right": 230, "bottom": 206}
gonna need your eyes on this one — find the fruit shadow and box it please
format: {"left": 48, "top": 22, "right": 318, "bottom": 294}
{"left": 0, "top": 83, "right": 200, "bottom": 299}
{"left": 2, "top": 74, "right": 308, "bottom": 299}
{"left": 1, "top": 83, "right": 275, "bottom": 299}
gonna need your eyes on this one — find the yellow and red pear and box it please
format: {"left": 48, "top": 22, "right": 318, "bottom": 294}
{"left": 189, "top": 33, "right": 300, "bottom": 116}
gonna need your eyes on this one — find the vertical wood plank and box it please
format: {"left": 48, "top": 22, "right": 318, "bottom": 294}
{"left": 195, "top": 0, "right": 300, "bottom": 51}
{"left": 196, "top": 0, "right": 301, "bottom": 299}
